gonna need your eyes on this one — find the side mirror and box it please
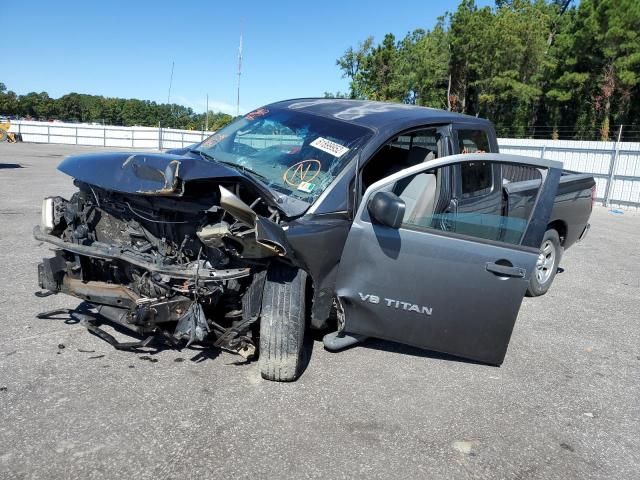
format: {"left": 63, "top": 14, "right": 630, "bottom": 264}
{"left": 367, "top": 191, "right": 406, "bottom": 229}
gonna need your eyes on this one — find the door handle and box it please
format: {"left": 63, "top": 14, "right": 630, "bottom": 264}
{"left": 485, "top": 262, "right": 526, "bottom": 278}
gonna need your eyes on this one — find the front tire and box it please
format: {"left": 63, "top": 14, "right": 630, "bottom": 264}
{"left": 258, "top": 263, "right": 307, "bottom": 381}
{"left": 526, "top": 229, "right": 562, "bottom": 297}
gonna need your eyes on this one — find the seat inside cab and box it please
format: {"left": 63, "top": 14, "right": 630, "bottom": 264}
{"left": 395, "top": 170, "right": 438, "bottom": 223}
{"left": 361, "top": 131, "right": 441, "bottom": 223}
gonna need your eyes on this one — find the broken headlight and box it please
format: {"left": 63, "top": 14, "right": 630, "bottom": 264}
{"left": 41, "top": 197, "right": 55, "bottom": 234}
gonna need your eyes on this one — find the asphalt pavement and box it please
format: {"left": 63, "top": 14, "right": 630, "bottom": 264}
{"left": 1, "top": 143, "right": 638, "bottom": 479}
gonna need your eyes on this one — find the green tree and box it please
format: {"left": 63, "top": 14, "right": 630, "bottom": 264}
{"left": 333, "top": 0, "right": 640, "bottom": 139}
{"left": 361, "top": 33, "right": 404, "bottom": 101}
{"left": 0, "top": 83, "right": 20, "bottom": 117}
{"left": 0, "top": 81, "right": 234, "bottom": 131}
{"left": 473, "top": 0, "right": 554, "bottom": 135}
{"left": 336, "top": 37, "right": 374, "bottom": 99}
{"left": 545, "top": 0, "right": 640, "bottom": 139}
{"left": 447, "top": 0, "right": 493, "bottom": 113}
{"left": 400, "top": 23, "right": 450, "bottom": 108}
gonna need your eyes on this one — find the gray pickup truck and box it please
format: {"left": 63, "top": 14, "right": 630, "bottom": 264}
{"left": 34, "top": 99, "right": 595, "bottom": 381}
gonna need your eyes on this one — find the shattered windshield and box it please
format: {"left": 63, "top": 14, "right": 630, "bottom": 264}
{"left": 194, "top": 107, "right": 372, "bottom": 207}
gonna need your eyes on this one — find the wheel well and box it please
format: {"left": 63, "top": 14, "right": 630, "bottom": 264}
{"left": 547, "top": 220, "right": 567, "bottom": 245}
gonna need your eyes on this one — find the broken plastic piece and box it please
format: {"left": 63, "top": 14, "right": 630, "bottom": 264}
{"left": 173, "top": 303, "right": 209, "bottom": 347}
{"left": 80, "top": 316, "right": 157, "bottom": 352}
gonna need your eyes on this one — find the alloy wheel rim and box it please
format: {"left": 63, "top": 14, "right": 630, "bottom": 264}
{"left": 535, "top": 240, "right": 556, "bottom": 284}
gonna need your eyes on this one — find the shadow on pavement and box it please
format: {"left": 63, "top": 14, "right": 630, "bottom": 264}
{"left": 35, "top": 301, "right": 233, "bottom": 365}
{"left": 343, "top": 336, "right": 490, "bottom": 366}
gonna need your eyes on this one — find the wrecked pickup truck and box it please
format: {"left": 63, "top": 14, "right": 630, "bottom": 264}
{"left": 35, "top": 99, "right": 595, "bottom": 381}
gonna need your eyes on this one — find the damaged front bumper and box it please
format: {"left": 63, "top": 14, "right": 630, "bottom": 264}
{"left": 34, "top": 226, "right": 259, "bottom": 353}
{"left": 34, "top": 225, "right": 251, "bottom": 282}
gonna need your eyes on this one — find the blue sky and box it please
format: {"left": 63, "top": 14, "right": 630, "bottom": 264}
{"left": 2, "top": 0, "right": 492, "bottom": 114}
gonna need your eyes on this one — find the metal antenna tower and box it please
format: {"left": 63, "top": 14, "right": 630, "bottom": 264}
{"left": 167, "top": 61, "right": 175, "bottom": 105}
{"left": 236, "top": 28, "right": 243, "bottom": 116}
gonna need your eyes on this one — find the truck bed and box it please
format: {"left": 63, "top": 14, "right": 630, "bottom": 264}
{"left": 502, "top": 165, "right": 594, "bottom": 249}
{"left": 550, "top": 171, "right": 595, "bottom": 249}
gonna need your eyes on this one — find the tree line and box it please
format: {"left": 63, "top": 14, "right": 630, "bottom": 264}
{"left": 0, "top": 83, "right": 234, "bottom": 131}
{"left": 329, "top": 0, "right": 640, "bottom": 140}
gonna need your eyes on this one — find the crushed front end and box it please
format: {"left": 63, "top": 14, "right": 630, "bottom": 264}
{"left": 34, "top": 159, "right": 289, "bottom": 357}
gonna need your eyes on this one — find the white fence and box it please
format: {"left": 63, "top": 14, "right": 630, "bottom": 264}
{"left": 8, "top": 120, "right": 640, "bottom": 208}
{"left": 499, "top": 138, "right": 640, "bottom": 209}
{"left": 9, "top": 120, "right": 214, "bottom": 150}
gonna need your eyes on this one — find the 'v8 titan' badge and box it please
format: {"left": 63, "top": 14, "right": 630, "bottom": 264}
{"left": 358, "top": 292, "right": 433, "bottom": 316}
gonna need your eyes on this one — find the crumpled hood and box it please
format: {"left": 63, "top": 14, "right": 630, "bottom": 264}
{"left": 55, "top": 151, "right": 297, "bottom": 260}
{"left": 58, "top": 151, "right": 244, "bottom": 196}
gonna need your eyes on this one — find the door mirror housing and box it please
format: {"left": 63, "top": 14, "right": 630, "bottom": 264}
{"left": 367, "top": 191, "right": 406, "bottom": 229}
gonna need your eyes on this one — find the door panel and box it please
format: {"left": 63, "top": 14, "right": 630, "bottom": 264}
{"left": 335, "top": 223, "right": 536, "bottom": 364}
{"left": 334, "top": 153, "right": 562, "bottom": 365}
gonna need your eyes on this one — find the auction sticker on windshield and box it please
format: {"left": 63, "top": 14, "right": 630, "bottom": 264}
{"left": 297, "top": 181, "right": 315, "bottom": 193}
{"left": 310, "top": 137, "right": 350, "bottom": 157}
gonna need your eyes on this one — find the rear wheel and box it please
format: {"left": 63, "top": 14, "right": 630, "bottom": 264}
{"left": 258, "top": 263, "right": 307, "bottom": 381}
{"left": 526, "top": 229, "right": 562, "bottom": 297}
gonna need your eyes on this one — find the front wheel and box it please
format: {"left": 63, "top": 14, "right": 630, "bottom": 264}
{"left": 258, "top": 263, "right": 307, "bottom": 381}
{"left": 526, "top": 229, "right": 562, "bottom": 297}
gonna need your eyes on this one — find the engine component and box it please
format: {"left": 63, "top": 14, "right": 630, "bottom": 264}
{"left": 35, "top": 179, "right": 285, "bottom": 358}
{"left": 197, "top": 222, "right": 231, "bottom": 248}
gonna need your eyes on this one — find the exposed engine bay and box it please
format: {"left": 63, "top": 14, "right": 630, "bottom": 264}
{"left": 35, "top": 178, "right": 291, "bottom": 357}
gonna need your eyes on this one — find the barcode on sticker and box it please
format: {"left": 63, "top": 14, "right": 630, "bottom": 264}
{"left": 310, "top": 137, "right": 349, "bottom": 157}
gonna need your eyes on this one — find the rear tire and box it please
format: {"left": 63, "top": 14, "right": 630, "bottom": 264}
{"left": 526, "top": 229, "right": 562, "bottom": 297}
{"left": 258, "top": 263, "right": 307, "bottom": 382}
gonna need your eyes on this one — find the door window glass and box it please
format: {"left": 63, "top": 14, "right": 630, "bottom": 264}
{"left": 460, "top": 161, "right": 493, "bottom": 197}
{"left": 392, "top": 161, "right": 543, "bottom": 246}
{"left": 457, "top": 129, "right": 490, "bottom": 153}
{"left": 361, "top": 129, "right": 440, "bottom": 191}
